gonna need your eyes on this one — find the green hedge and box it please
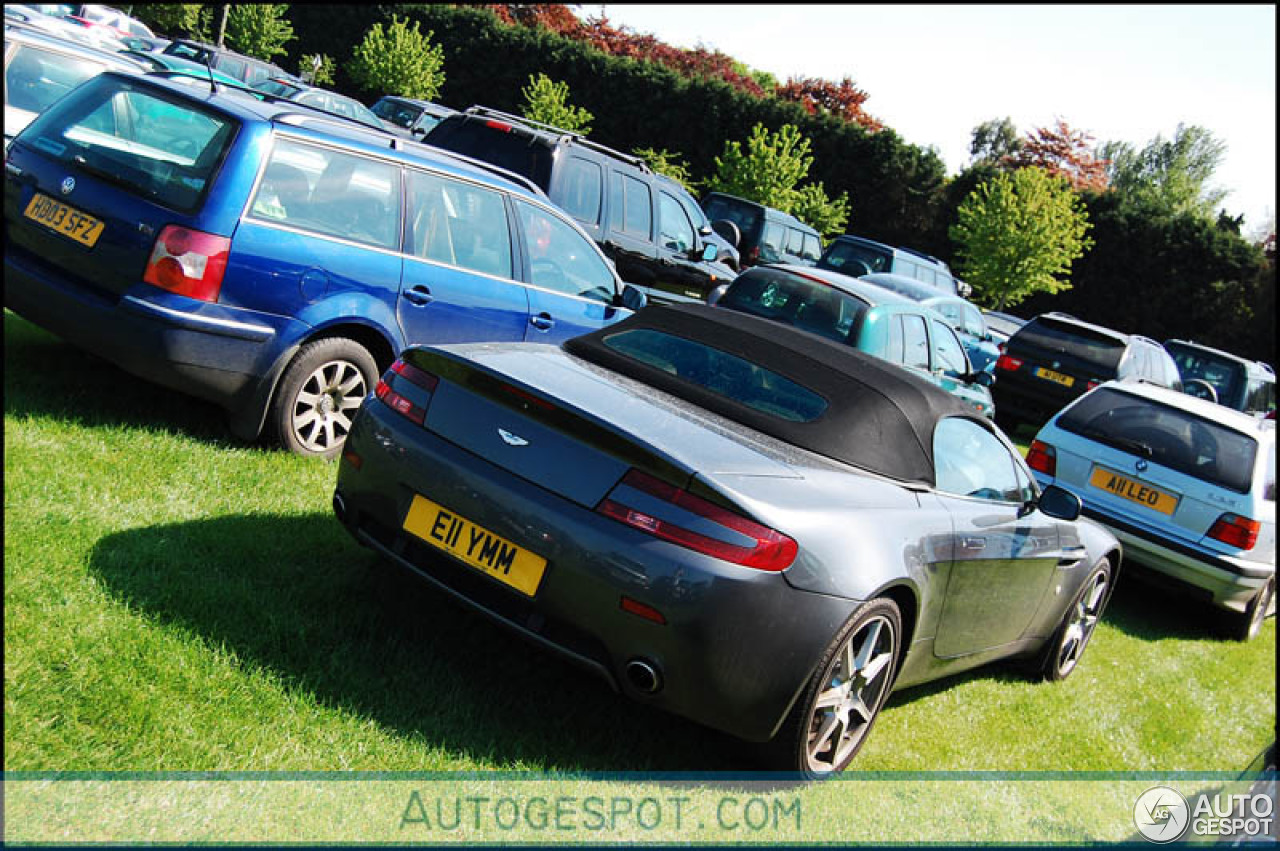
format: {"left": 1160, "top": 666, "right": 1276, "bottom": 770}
{"left": 286, "top": 4, "right": 949, "bottom": 253}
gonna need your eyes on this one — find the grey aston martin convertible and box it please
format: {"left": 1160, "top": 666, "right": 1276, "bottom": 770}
{"left": 332, "top": 304, "right": 1121, "bottom": 774}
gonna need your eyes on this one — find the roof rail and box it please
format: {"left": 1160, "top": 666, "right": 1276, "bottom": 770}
{"left": 388, "top": 137, "right": 547, "bottom": 197}
{"left": 459, "top": 105, "right": 651, "bottom": 172}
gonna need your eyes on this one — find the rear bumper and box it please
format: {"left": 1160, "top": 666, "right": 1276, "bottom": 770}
{"left": 991, "top": 373, "right": 1082, "bottom": 425}
{"left": 5, "top": 246, "right": 302, "bottom": 431}
{"left": 333, "top": 400, "right": 859, "bottom": 743}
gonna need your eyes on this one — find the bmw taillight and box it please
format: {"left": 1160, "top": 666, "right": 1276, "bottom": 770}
{"left": 374, "top": 357, "right": 438, "bottom": 425}
{"left": 143, "top": 225, "right": 230, "bottom": 302}
{"left": 996, "top": 354, "right": 1023, "bottom": 372}
{"left": 596, "top": 469, "right": 797, "bottom": 571}
{"left": 1206, "top": 513, "right": 1260, "bottom": 550}
{"left": 746, "top": 245, "right": 760, "bottom": 264}
{"left": 1026, "top": 440, "right": 1057, "bottom": 476}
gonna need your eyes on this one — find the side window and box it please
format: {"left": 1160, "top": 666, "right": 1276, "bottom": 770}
{"left": 407, "top": 170, "right": 513, "bottom": 279}
{"left": 558, "top": 156, "right": 603, "bottom": 226}
{"left": 931, "top": 319, "right": 969, "bottom": 376}
{"left": 801, "top": 233, "right": 821, "bottom": 262}
{"left": 933, "top": 418, "right": 1023, "bottom": 502}
{"left": 936, "top": 301, "right": 963, "bottom": 326}
{"left": 761, "top": 222, "right": 786, "bottom": 260}
{"left": 963, "top": 304, "right": 987, "bottom": 338}
{"left": 785, "top": 227, "right": 806, "bottom": 256}
{"left": 609, "top": 172, "right": 652, "bottom": 239}
{"left": 915, "top": 264, "right": 936, "bottom": 287}
{"left": 249, "top": 137, "right": 401, "bottom": 250}
{"left": 214, "top": 55, "right": 246, "bottom": 81}
{"left": 657, "top": 191, "right": 695, "bottom": 254}
{"left": 901, "top": 314, "right": 931, "bottom": 370}
{"left": 516, "top": 200, "right": 615, "bottom": 301}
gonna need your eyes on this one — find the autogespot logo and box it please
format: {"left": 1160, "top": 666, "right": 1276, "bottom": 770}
{"left": 1134, "top": 786, "right": 1190, "bottom": 843}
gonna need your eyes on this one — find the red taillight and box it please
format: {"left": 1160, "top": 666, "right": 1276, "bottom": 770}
{"left": 1207, "top": 514, "right": 1260, "bottom": 550}
{"left": 1086, "top": 380, "right": 1101, "bottom": 391}
{"left": 746, "top": 245, "right": 760, "bottom": 263}
{"left": 596, "top": 469, "right": 798, "bottom": 571}
{"left": 1026, "top": 439, "right": 1057, "bottom": 476}
{"left": 996, "top": 354, "right": 1023, "bottom": 372}
{"left": 142, "top": 225, "right": 230, "bottom": 302}
{"left": 374, "top": 357, "right": 438, "bottom": 424}
{"left": 620, "top": 596, "right": 666, "bottom": 625}
{"left": 484, "top": 119, "right": 512, "bottom": 132}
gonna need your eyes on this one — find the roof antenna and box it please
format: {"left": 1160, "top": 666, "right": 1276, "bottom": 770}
{"left": 203, "top": 55, "right": 216, "bottom": 95}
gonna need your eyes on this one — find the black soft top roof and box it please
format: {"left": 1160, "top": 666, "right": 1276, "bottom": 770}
{"left": 564, "top": 303, "right": 987, "bottom": 485}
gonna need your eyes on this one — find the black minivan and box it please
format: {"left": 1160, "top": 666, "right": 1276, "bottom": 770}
{"left": 700, "top": 191, "right": 822, "bottom": 268}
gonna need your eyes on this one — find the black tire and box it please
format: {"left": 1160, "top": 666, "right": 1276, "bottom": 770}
{"left": 270, "top": 337, "right": 378, "bottom": 459}
{"left": 769, "top": 597, "right": 902, "bottom": 777}
{"left": 1232, "top": 576, "right": 1274, "bottom": 642}
{"left": 1041, "top": 558, "right": 1111, "bottom": 681}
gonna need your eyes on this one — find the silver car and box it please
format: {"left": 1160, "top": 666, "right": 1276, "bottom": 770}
{"left": 1028, "top": 380, "right": 1275, "bottom": 639}
{"left": 333, "top": 303, "right": 1120, "bottom": 774}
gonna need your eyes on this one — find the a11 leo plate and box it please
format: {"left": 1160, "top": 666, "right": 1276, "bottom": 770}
{"left": 402, "top": 493, "right": 547, "bottom": 596}
{"left": 23, "top": 193, "right": 105, "bottom": 248}
{"left": 1089, "top": 467, "right": 1178, "bottom": 515}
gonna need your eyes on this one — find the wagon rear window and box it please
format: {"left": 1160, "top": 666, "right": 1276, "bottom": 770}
{"left": 20, "top": 74, "right": 235, "bottom": 213}
{"left": 602, "top": 328, "right": 828, "bottom": 423}
{"left": 1059, "top": 388, "right": 1259, "bottom": 493}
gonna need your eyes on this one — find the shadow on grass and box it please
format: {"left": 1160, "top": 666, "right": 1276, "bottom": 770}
{"left": 1103, "top": 567, "right": 1240, "bottom": 643}
{"left": 4, "top": 310, "right": 241, "bottom": 447}
{"left": 88, "top": 512, "right": 741, "bottom": 772}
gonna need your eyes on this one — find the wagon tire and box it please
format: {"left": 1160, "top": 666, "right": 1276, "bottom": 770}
{"left": 1040, "top": 557, "right": 1111, "bottom": 681}
{"left": 1232, "top": 576, "right": 1274, "bottom": 642}
{"left": 271, "top": 337, "right": 377, "bottom": 459}
{"left": 767, "top": 597, "right": 902, "bottom": 777}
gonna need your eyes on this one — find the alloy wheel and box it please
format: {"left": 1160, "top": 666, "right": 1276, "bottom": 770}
{"left": 290, "top": 358, "right": 368, "bottom": 454}
{"left": 805, "top": 614, "right": 897, "bottom": 773}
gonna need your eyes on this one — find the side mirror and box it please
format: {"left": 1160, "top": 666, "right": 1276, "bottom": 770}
{"left": 1036, "top": 484, "right": 1082, "bottom": 521}
{"left": 618, "top": 283, "right": 647, "bottom": 312}
{"left": 711, "top": 219, "right": 740, "bottom": 249}
{"left": 970, "top": 370, "right": 995, "bottom": 388}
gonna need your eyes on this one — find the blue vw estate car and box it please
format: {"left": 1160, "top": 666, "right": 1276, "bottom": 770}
{"left": 4, "top": 71, "right": 644, "bottom": 457}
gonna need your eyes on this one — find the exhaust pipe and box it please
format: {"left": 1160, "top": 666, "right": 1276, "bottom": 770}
{"left": 625, "top": 658, "right": 663, "bottom": 694}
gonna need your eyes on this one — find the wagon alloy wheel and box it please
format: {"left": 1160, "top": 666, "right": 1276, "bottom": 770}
{"left": 1235, "top": 576, "right": 1274, "bottom": 642}
{"left": 776, "top": 597, "right": 902, "bottom": 776}
{"left": 292, "top": 359, "right": 367, "bottom": 453}
{"left": 271, "top": 338, "right": 378, "bottom": 459}
{"left": 1042, "top": 559, "right": 1111, "bottom": 681}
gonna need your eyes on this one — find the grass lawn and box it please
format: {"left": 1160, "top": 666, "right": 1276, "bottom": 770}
{"left": 5, "top": 308, "right": 1274, "bottom": 780}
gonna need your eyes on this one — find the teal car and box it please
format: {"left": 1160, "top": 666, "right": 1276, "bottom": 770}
{"left": 122, "top": 49, "right": 243, "bottom": 87}
{"left": 710, "top": 264, "right": 996, "bottom": 418}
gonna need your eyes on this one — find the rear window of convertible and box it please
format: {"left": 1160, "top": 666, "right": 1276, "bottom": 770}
{"left": 602, "top": 328, "right": 828, "bottom": 423}
{"left": 18, "top": 75, "right": 236, "bottom": 214}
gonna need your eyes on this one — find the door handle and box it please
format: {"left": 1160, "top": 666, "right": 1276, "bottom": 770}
{"left": 529, "top": 312, "right": 555, "bottom": 331}
{"left": 958, "top": 537, "right": 987, "bottom": 551}
{"left": 403, "top": 285, "right": 433, "bottom": 306}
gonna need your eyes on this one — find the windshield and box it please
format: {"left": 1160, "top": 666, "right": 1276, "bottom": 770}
{"left": 701, "top": 196, "right": 761, "bottom": 235}
{"left": 1164, "top": 343, "right": 1244, "bottom": 406}
{"left": 18, "top": 74, "right": 236, "bottom": 214}
{"left": 371, "top": 99, "right": 420, "bottom": 129}
{"left": 424, "top": 118, "right": 554, "bottom": 191}
{"left": 1059, "top": 388, "right": 1258, "bottom": 493}
{"left": 719, "top": 268, "right": 868, "bottom": 344}
{"left": 1015, "top": 317, "right": 1126, "bottom": 373}
{"left": 818, "top": 240, "right": 891, "bottom": 276}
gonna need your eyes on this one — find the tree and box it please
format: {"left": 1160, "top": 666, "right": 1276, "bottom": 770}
{"left": 130, "top": 4, "right": 207, "bottom": 39}
{"left": 705, "top": 123, "right": 813, "bottom": 212}
{"left": 791, "top": 182, "right": 850, "bottom": 239}
{"left": 225, "top": 4, "right": 294, "bottom": 62}
{"left": 349, "top": 15, "right": 446, "bottom": 100}
{"left": 969, "top": 117, "right": 1022, "bottom": 166}
{"left": 775, "top": 76, "right": 884, "bottom": 131}
{"left": 1004, "top": 118, "right": 1109, "bottom": 192}
{"left": 1100, "top": 124, "right": 1229, "bottom": 220}
{"left": 298, "top": 53, "right": 335, "bottom": 86}
{"left": 520, "top": 73, "right": 593, "bottom": 133}
{"left": 633, "top": 147, "right": 695, "bottom": 191}
{"left": 950, "top": 167, "right": 1093, "bottom": 310}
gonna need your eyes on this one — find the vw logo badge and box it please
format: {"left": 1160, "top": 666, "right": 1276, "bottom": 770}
{"left": 1135, "top": 459, "right": 1149, "bottom": 473}
{"left": 498, "top": 429, "right": 529, "bottom": 447}
{"left": 60, "top": 176, "right": 76, "bottom": 196}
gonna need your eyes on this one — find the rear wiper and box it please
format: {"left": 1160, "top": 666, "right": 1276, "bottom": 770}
{"left": 1077, "top": 426, "right": 1152, "bottom": 457}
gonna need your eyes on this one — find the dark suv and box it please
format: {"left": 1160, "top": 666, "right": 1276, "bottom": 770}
{"left": 700, "top": 191, "right": 822, "bottom": 268}
{"left": 991, "top": 312, "right": 1182, "bottom": 431}
{"left": 1163, "top": 339, "right": 1276, "bottom": 415}
{"left": 423, "top": 107, "right": 735, "bottom": 302}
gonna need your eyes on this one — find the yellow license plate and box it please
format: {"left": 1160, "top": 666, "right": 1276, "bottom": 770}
{"left": 23, "top": 193, "right": 105, "bottom": 247}
{"left": 403, "top": 494, "right": 547, "bottom": 596}
{"left": 1089, "top": 468, "right": 1178, "bottom": 515}
{"left": 1035, "top": 367, "right": 1075, "bottom": 387}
